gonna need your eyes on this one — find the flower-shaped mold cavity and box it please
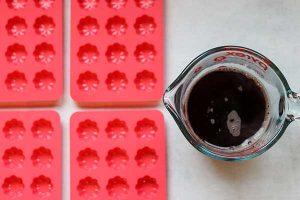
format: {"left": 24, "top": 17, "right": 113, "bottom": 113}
{"left": 106, "top": 0, "right": 127, "bottom": 10}
{"left": 136, "top": 176, "right": 159, "bottom": 199}
{"left": 6, "top": 16, "right": 27, "bottom": 37}
{"left": 34, "top": 0, "right": 55, "bottom": 9}
{"left": 5, "top": 71, "right": 27, "bottom": 92}
{"left": 106, "top": 147, "right": 129, "bottom": 170}
{"left": 3, "top": 119, "right": 25, "bottom": 140}
{"left": 135, "top": 118, "right": 157, "bottom": 139}
{"left": 106, "top": 16, "right": 128, "bottom": 37}
{"left": 135, "top": 0, "right": 155, "bottom": 9}
{"left": 105, "top": 71, "right": 128, "bottom": 92}
{"left": 2, "top": 176, "right": 24, "bottom": 198}
{"left": 78, "top": 0, "right": 99, "bottom": 10}
{"left": 6, "top": 0, "right": 27, "bottom": 10}
{"left": 105, "top": 119, "right": 128, "bottom": 139}
{"left": 134, "top": 42, "right": 156, "bottom": 63}
{"left": 105, "top": 43, "right": 128, "bottom": 64}
{"left": 106, "top": 176, "right": 129, "bottom": 199}
{"left": 33, "top": 70, "right": 56, "bottom": 90}
{"left": 77, "top": 119, "right": 99, "bottom": 141}
{"left": 134, "top": 70, "right": 157, "bottom": 91}
{"left": 135, "top": 147, "right": 158, "bottom": 169}
{"left": 77, "top": 71, "right": 99, "bottom": 91}
{"left": 2, "top": 147, "right": 25, "bottom": 169}
{"left": 5, "top": 44, "right": 27, "bottom": 65}
{"left": 31, "top": 175, "right": 53, "bottom": 198}
{"left": 77, "top": 177, "right": 100, "bottom": 199}
{"left": 33, "top": 43, "right": 55, "bottom": 64}
{"left": 134, "top": 15, "right": 156, "bottom": 36}
{"left": 31, "top": 147, "right": 54, "bottom": 169}
{"left": 77, "top": 44, "right": 99, "bottom": 64}
{"left": 78, "top": 16, "right": 99, "bottom": 37}
{"left": 77, "top": 148, "right": 100, "bottom": 170}
{"left": 34, "top": 15, "right": 55, "bottom": 37}
{"left": 31, "top": 118, "right": 54, "bottom": 140}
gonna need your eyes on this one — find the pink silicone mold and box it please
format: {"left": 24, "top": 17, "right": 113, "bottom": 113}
{"left": 0, "top": 0, "right": 63, "bottom": 105}
{"left": 71, "top": 0, "right": 164, "bottom": 105}
{"left": 71, "top": 110, "right": 166, "bottom": 199}
{"left": 0, "top": 111, "right": 61, "bottom": 199}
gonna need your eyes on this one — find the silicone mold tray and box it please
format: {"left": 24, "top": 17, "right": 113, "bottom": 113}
{"left": 0, "top": 0, "right": 63, "bottom": 105}
{"left": 71, "top": 110, "right": 166, "bottom": 199}
{"left": 71, "top": 0, "right": 164, "bottom": 105}
{"left": 0, "top": 111, "right": 61, "bottom": 200}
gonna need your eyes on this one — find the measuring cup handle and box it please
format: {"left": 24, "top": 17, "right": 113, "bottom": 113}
{"left": 287, "top": 92, "right": 300, "bottom": 121}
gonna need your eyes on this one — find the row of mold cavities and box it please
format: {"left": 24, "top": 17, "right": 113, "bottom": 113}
{"left": 78, "top": 15, "right": 156, "bottom": 37}
{"left": 77, "top": 175, "right": 159, "bottom": 199}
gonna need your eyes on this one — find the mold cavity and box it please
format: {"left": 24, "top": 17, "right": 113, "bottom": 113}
{"left": 106, "top": 176, "right": 129, "bottom": 198}
{"left": 105, "top": 118, "right": 128, "bottom": 139}
{"left": 135, "top": 0, "right": 155, "bottom": 9}
{"left": 6, "top": 0, "right": 27, "bottom": 10}
{"left": 77, "top": 177, "right": 100, "bottom": 199}
{"left": 105, "top": 43, "right": 128, "bottom": 64}
{"left": 135, "top": 147, "right": 158, "bottom": 169}
{"left": 31, "top": 175, "right": 53, "bottom": 198}
{"left": 134, "top": 42, "right": 156, "bottom": 63}
{"left": 34, "top": 0, "right": 55, "bottom": 9}
{"left": 33, "top": 42, "right": 55, "bottom": 64}
{"left": 106, "top": 0, "right": 127, "bottom": 9}
{"left": 105, "top": 71, "right": 128, "bottom": 92}
{"left": 2, "top": 175, "right": 24, "bottom": 198}
{"left": 2, "top": 147, "right": 25, "bottom": 169}
{"left": 78, "top": 0, "right": 99, "bottom": 10}
{"left": 77, "top": 71, "right": 99, "bottom": 91}
{"left": 134, "top": 70, "right": 157, "bottom": 91}
{"left": 33, "top": 70, "right": 56, "bottom": 90}
{"left": 106, "top": 147, "right": 129, "bottom": 170}
{"left": 105, "top": 16, "right": 128, "bottom": 37}
{"left": 6, "top": 16, "right": 27, "bottom": 37}
{"left": 31, "top": 118, "right": 54, "bottom": 140}
{"left": 77, "top": 148, "right": 100, "bottom": 170}
{"left": 5, "top": 44, "right": 27, "bottom": 65}
{"left": 31, "top": 147, "right": 53, "bottom": 169}
{"left": 77, "top": 44, "right": 99, "bottom": 64}
{"left": 134, "top": 15, "right": 156, "bottom": 36}
{"left": 34, "top": 15, "right": 55, "bottom": 37}
{"left": 5, "top": 71, "right": 27, "bottom": 92}
{"left": 77, "top": 16, "right": 99, "bottom": 37}
{"left": 3, "top": 119, "right": 25, "bottom": 140}
{"left": 135, "top": 176, "right": 159, "bottom": 198}
{"left": 77, "top": 119, "right": 99, "bottom": 141}
{"left": 135, "top": 118, "right": 157, "bottom": 139}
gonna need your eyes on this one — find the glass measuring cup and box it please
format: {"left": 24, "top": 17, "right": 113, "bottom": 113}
{"left": 163, "top": 46, "right": 300, "bottom": 161}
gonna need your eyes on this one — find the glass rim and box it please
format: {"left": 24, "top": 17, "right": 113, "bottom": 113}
{"left": 163, "top": 45, "right": 292, "bottom": 161}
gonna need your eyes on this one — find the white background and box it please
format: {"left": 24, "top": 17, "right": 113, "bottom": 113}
{"left": 8, "top": 0, "right": 300, "bottom": 199}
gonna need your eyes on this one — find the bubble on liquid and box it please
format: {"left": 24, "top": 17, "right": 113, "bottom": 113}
{"left": 206, "top": 107, "right": 213, "bottom": 114}
{"left": 210, "top": 119, "right": 215, "bottom": 125}
{"left": 226, "top": 110, "right": 241, "bottom": 137}
{"left": 238, "top": 85, "right": 243, "bottom": 92}
{"left": 224, "top": 97, "right": 228, "bottom": 102}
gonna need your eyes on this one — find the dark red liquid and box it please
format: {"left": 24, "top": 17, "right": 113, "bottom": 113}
{"left": 187, "top": 70, "right": 267, "bottom": 147}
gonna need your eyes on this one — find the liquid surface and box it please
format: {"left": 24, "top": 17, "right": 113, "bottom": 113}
{"left": 187, "top": 70, "right": 267, "bottom": 147}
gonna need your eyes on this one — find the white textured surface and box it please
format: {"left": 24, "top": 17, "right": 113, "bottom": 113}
{"left": 164, "top": 1, "right": 300, "bottom": 200}
{"left": 4, "top": 1, "right": 300, "bottom": 200}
